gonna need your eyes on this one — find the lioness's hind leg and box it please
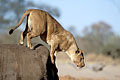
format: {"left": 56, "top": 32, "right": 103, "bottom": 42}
{"left": 19, "top": 22, "right": 28, "bottom": 45}
{"left": 27, "top": 32, "right": 32, "bottom": 49}
{"left": 19, "top": 31, "right": 28, "bottom": 45}
{"left": 27, "top": 32, "right": 37, "bottom": 49}
{"left": 19, "top": 32, "right": 24, "bottom": 45}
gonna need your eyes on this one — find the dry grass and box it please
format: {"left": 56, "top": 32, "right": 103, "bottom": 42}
{"left": 57, "top": 53, "right": 120, "bottom": 80}
{"left": 59, "top": 75, "right": 106, "bottom": 80}
{"left": 56, "top": 52, "right": 120, "bottom": 65}
{"left": 85, "top": 53, "right": 120, "bottom": 65}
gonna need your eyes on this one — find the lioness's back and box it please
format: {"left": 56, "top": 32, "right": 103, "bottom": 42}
{"left": 28, "top": 9, "right": 64, "bottom": 31}
{"left": 32, "top": 9, "right": 65, "bottom": 34}
{"left": 27, "top": 9, "right": 65, "bottom": 38}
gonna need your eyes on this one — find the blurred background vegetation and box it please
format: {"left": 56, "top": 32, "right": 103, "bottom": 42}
{"left": 0, "top": 0, "right": 120, "bottom": 59}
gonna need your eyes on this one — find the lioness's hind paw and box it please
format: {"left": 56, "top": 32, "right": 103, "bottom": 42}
{"left": 18, "top": 43, "right": 23, "bottom": 46}
{"left": 30, "top": 46, "right": 34, "bottom": 50}
{"left": 18, "top": 42, "right": 24, "bottom": 45}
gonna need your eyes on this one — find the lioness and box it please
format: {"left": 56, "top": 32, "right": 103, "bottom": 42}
{"left": 9, "top": 9, "right": 85, "bottom": 68}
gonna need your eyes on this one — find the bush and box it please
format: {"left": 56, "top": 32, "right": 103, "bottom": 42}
{"left": 102, "top": 36, "right": 120, "bottom": 58}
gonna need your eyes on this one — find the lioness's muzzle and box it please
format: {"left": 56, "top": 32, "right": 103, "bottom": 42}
{"left": 77, "top": 63, "right": 85, "bottom": 68}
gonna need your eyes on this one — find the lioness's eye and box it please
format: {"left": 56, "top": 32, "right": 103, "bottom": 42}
{"left": 75, "top": 50, "right": 80, "bottom": 53}
{"left": 80, "top": 58, "right": 82, "bottom": 61}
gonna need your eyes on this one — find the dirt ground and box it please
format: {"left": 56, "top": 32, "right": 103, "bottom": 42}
{"left": 56, "top": 52, "right": 120, "bottom": 80}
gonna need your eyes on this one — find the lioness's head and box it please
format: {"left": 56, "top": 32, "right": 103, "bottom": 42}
{"left": 72, "top": 49, "right": 85, "bottom": 68}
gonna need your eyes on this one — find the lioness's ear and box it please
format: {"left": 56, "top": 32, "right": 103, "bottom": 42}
{"left": 81, "top": 50, "right": 84, "bottom": 53}
{"left": 78, "top": 50, "right": 84, "bottom": 55}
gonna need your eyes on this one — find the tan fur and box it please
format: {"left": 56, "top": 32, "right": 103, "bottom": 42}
{"left": 9, "top": 9, "right": 85, "bottom": 67}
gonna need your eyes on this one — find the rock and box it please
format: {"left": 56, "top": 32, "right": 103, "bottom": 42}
{"left": 92, "top": 63, "right": 105, "bottom": 72}
{"left": 0, "top": 44, "right": 59, "bottom": 80}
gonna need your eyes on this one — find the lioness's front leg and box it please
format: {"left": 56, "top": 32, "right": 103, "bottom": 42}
{"left": 50, "top": 47, "right": 55, "bottom": 64}
{"left": 50, "top": 42, "right": 58, "bottom": 64}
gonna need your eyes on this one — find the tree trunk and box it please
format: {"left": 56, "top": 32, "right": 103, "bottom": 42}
{"left": 0, "top": 44, "right": 58, "bottom": 80}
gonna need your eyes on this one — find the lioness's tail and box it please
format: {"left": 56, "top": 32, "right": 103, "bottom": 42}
{"left": 9, "top": 10, "right": 31, "bottom": 35}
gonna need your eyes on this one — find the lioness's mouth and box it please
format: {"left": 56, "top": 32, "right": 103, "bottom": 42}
{"left": 77, "top": 64, "right": 85, "bottom": 68}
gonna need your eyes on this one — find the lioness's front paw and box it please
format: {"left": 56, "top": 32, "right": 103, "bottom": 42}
{"left": 51, "top": 59, "right": 54, "bottom": 64}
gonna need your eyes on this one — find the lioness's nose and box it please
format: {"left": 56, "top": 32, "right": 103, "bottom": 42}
{"left": 82, "top": 63, "right": 85, "bottom": 67}
{"left": 79, "top": 63, "right": 85, "bottom": 68}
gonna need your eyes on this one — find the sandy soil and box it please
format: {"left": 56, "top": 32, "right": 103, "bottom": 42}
{"left": 56, "top": 52, "right": 120, "bottom": 80}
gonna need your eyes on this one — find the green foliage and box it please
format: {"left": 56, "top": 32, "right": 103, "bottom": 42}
{"left": 0, "top": 0, "right": 60, "bottom": 29}
{"left": 75, "top": 21, "right": 120, "bottom": 59}
{"left": 102, "top": 35, "right": 120, "bottom": 58}
{"left": 76, "top": 21, "right": 114, "bottom": 53}
{"left": 0, "top": 0, "right": 60, "bottom": 49}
